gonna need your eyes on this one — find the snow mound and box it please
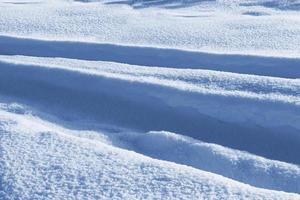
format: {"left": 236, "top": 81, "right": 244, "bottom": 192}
{"left": 130, "top": 131, "right": 300, "bottom": 193}
{"left": 1, "top": 108, "right": 300, "bottom": 199}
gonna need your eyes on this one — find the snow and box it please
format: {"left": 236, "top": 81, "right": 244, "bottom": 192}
{"left": 1, "top": 106, "right": 300, "bottom": 199}
{"left": 1, "top": 0, "right": 300, "bottom": 57}
{"left": 0, "top": 0, "right": 300, "bottom": 199}
{"left": 1, "top": 36, "right": 300, "bottom": 78}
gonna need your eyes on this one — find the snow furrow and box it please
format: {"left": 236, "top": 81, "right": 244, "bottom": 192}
{"left": 0, "top": 56, "right": 299, "bottom": 166}
{"left": 1, "top": 36, "right": 300, "bottom": 78}
{"left": 1, "top": 55, "right": 299, "bottom": 99}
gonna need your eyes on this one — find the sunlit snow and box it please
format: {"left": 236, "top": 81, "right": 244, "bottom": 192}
{"left": 0, "top": 0, "right": 300, "bottom": 199}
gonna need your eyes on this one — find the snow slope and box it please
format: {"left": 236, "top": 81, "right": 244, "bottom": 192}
{"left": 1, "top": 104, "right": 300, "bottom": 199}
{"left": 0, "top": 0, "right": 300, "bottom": 199}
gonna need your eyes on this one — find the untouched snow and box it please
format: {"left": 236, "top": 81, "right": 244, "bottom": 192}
{"left": 0, "top": 105, "right": 300, "bottom": 199}
{"left": 1, "top": 0, "right": 300, "bottom": 57}
{"left": 0, "top": 0, "right": 300, "bottom": 199}
{"left": 1, "top": 35, "right": 300, "bottom": 78}
{"left": 0, "top": 55, "right": 300, "bottom": 196}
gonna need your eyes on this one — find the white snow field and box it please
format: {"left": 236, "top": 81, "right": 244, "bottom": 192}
{"left": 0, "top": 0, "right": 300, "bottom": 199}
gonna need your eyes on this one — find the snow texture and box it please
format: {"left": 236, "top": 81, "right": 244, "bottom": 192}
{"left": 0, "top": 0, "right": 300, "bottom": 199}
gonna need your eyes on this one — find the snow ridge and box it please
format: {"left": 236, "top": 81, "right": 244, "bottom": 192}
{"left": 1, "top": 0, "right": 300, "bottom": 199}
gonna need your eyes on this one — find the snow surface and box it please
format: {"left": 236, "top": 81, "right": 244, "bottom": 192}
{"left": 0, "top": 0, "right": 300, "bottom": 199}
{"left": 1, "top": 0, "right": 300, "bottom": 57}
{"left": 1, "top": 104, "right": 300, "bottom": 199}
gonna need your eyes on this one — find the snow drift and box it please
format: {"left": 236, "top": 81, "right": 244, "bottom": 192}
{"left": 1, "top": 105, "right": 300, "bottom": 199}
{"left": 0, "top": 0, "right": 300, "bottom": 199}
{"left": 0, "top": 55, "right": 299, "bottom": 166}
